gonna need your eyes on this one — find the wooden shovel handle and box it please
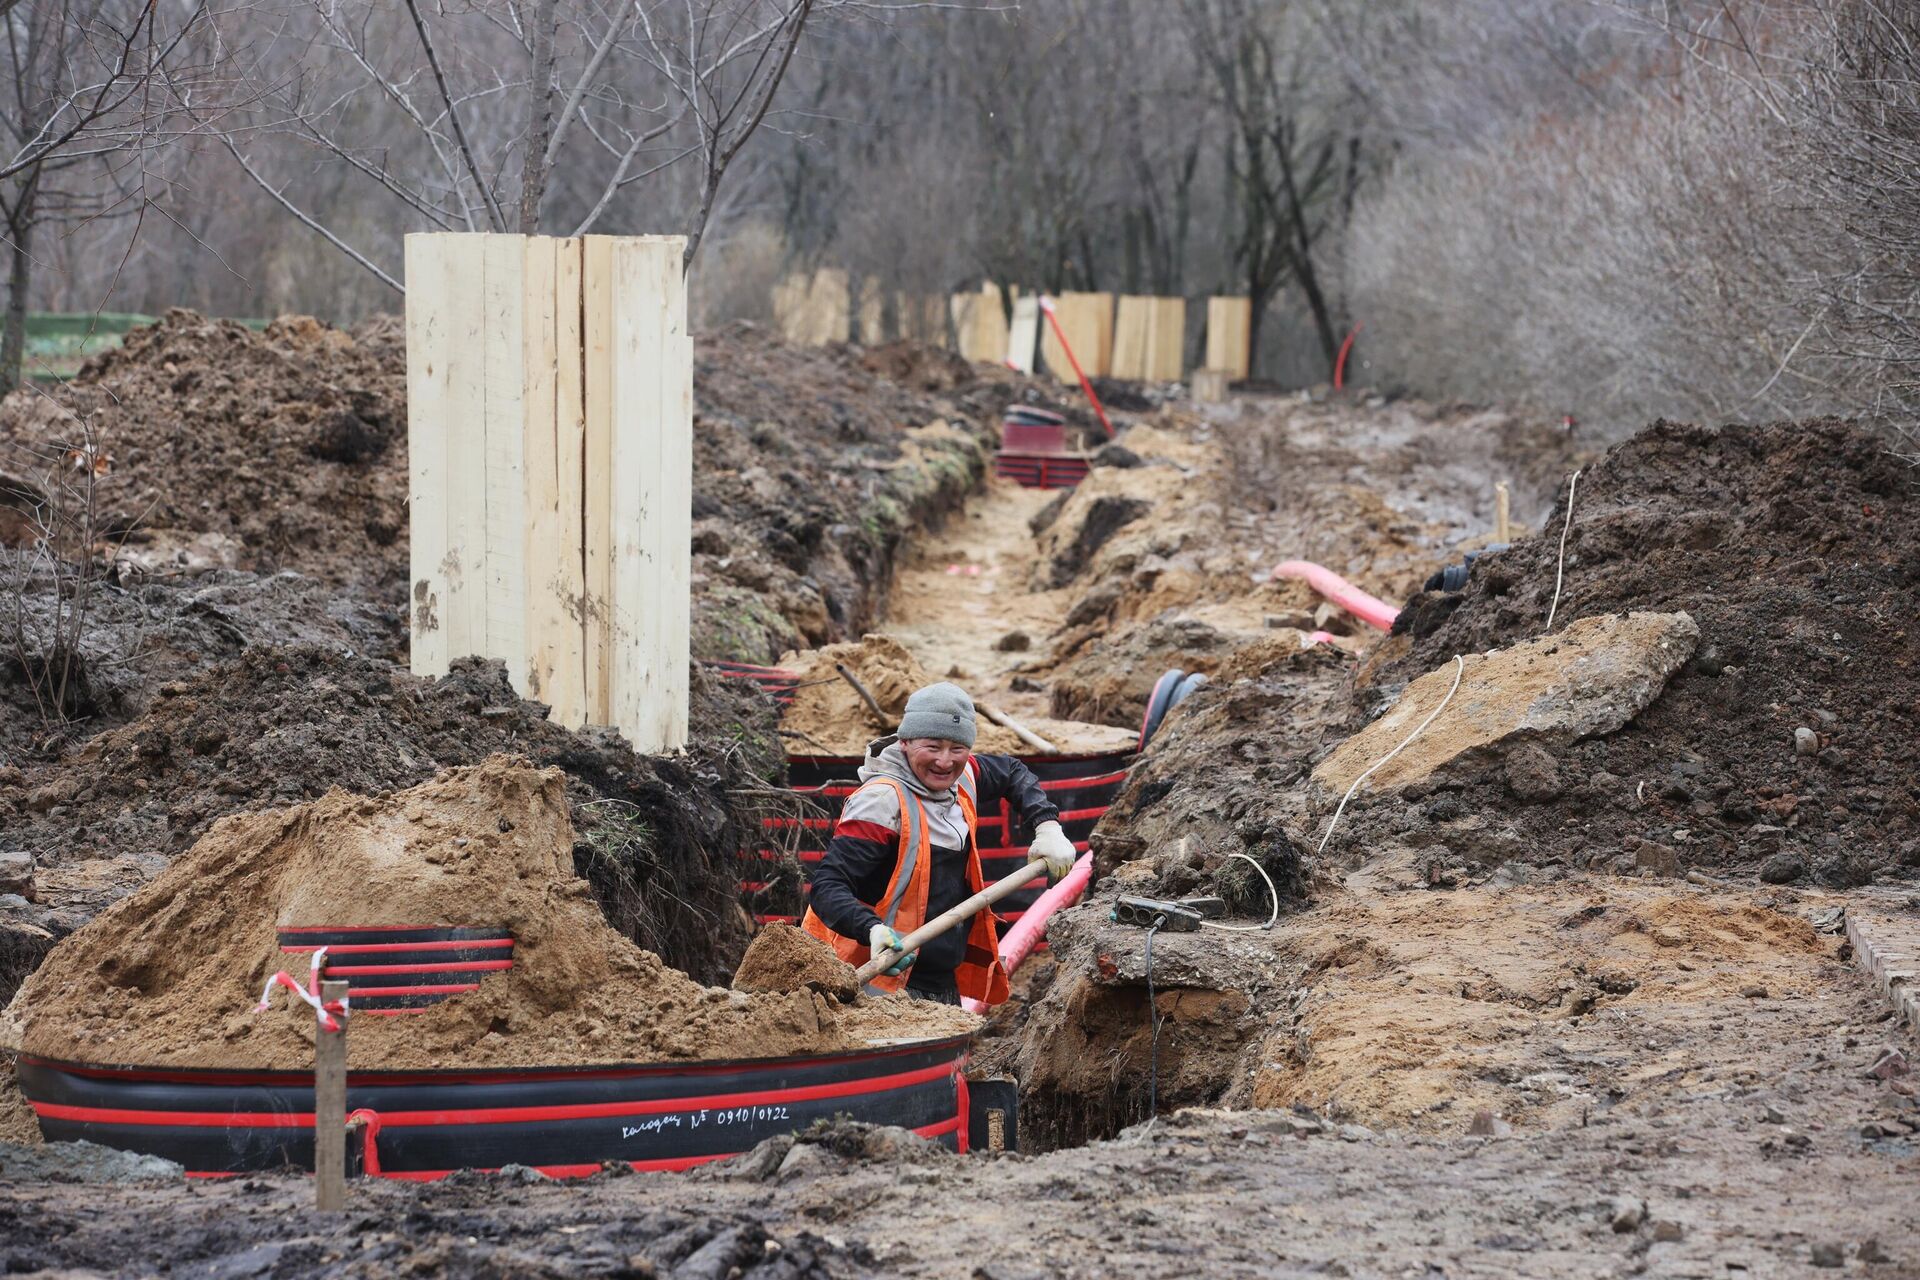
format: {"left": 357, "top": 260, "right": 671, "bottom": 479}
{"left": 854, "top": 860, "right": 1050, "bottom": 985}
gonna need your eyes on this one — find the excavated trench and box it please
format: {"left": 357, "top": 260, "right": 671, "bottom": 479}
{"left": 822, "top": 392, "right": 1618, "bottom": 1152}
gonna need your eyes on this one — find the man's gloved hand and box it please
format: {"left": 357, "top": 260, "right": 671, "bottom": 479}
{"left": 867, "top": 923, "right": 917, "bottom": 976}
{"left": 1028, "top": 820, "right": 1077, "bottom": 881}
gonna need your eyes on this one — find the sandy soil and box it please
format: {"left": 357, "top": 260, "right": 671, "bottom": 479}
{"left": 4, "top": 333, "right": 1917, "bottom": 1280}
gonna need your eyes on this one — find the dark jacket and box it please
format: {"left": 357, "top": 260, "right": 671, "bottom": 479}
{"left": 808, "top": 739, "right": 1059, "bottom": 989}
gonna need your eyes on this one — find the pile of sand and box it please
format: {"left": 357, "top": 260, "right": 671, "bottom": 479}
{"left": 777, "top": 634, "right": 1138, "bottom": 757}
{"left": 731, "top": 923, "right": 859, "bottom": 1000}
{"left": 777, "top": 634, "right": 1040, "bottom": 756}
{"left": 8, "top": 757, "right": 975, "bottom": 1071}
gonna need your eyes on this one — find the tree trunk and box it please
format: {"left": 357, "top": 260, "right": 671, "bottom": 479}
{"left": 1, "top": 215, "right": 31, "bottom": 396}
{"left": 517, "top": 0, "right": 559, "bottom": 234}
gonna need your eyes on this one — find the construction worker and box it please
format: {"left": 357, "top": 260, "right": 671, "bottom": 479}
{"left": 802, "top": 682, "right": 1078, "bottom": 1007}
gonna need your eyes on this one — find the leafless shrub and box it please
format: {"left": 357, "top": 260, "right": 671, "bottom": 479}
{"left": 1, "top": 419, "right": 124, "bottom": 725}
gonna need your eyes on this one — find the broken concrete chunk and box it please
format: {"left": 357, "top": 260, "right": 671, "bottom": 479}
{"left": 1312, "top": 612, "right": 1700, "bottom": 798}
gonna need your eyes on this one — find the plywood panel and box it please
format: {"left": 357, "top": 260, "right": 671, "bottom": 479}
{"left": 607, "top": 237, "right": 692, "bottom": 752}
{"left": 481, "top": 234, "right": 528, "bottom": 687}
{"left": 1111, "top": 296, "right": 1151, "bottom": 380}
{"left": 951, "top": 283, "right": 1008, "bottom": 363}
{"left": 404, "top": 233, "right": 488, "bottom": 677}
{"left": 812, "top": 269, "right": 851, "bottom": 345}
{"left": 581, "top": 236, "right": 616, "bottom": 724}
{"left": 1146, "top": 296, "right": 1186, "bottom": 381}
{"left": 1206, "top": 295, "right": 1253, "bottom": 380}
{"left": 1007, "top": 296, "right": 1040, "bottom": 373}
{"left": 1040, "top": 292, "right": 1113, "bottom": 384}
{"left": 857, "top": 278, "right": 884, "bottom": 344}
{"left": 522, "top": 236, "right": 588, "bottom": 726}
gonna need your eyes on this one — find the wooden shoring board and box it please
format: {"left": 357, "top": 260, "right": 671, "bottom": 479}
{"left": 772, "top": 272, "right": 810, "bottom": 345}
{"left": 1146, "top": 296, "right": 1186, "bottom": 381}
{"left": 481, "top": 234, "right": 529, "bottom": 687}
{"left": 522, "top": 236, "right": 589, "bottom": 726}
{"left": 811, "top": 269, "right": 851, "bottom": 344}
{"left": 1007, "top": 295, "right": 1040, "bottom": 373}
{"left": 607, "top": 236, "right": 692, "bottom": 751}
{"left": 1111, "top": 296, "right": 1152, "bottom": 380}
{"left": 404, "top": 233, "right": 488, "bottom": 677}
{"left": 582, "top": 236, "right": 616, "bottom": 723}
{"left": 956, "top": 283, "right": 1008, "bottom": 362}
{"left": 1206, "top": 295, "right": 1253, "bottom": 380}
{"left": 857, "top": 277, "right": 884, "bottom": 344}
{"left": 894, "top": 292, "right": 944, "bottom": 344}
{"left": 1040, "top": 292, "right": 1113, "bottom": 383}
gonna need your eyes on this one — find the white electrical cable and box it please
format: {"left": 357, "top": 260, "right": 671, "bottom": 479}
{"left": 1201, "top": 851, "right": 1282, "bottom": 933}
{"left": 1315, "top": 654, "right": 1466, "bottom": 858}
{"left": 1544, "top": 468, "right": 1581, "bottom": 633}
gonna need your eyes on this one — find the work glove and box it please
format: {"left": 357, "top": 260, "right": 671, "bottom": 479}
{"left": 1028, "top": 820, "right": 1077, "bottom": 881}
{"left": 867, "top": 923, "right": 917, "bottom": 976}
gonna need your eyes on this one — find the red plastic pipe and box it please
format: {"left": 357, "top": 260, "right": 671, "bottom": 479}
{"left": 1333, "top": 321, "right": 1363, "bottom": 390}
{"left": 960, "top": 852, "right": 1095, "bottom": 1014}
{"left": 1039, "top": 297, "right": 1115, "bottom": 439}
{"left": 1272, "top": 559, "right": 1399, "bottom": 632}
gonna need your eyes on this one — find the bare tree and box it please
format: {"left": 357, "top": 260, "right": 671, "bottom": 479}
{"left": 196, "top": 0, "right": 954, "bottom": 292}
{"left": 2, "top": 0, "right": 211, "bottom": 392}
{"left": 1179, "top": 0, "right": 1357, "bottom": 375}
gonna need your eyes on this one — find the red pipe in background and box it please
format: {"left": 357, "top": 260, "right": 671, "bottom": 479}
{"left": 1039, "top": 297, "right": 1115, "bottom": 439}
{"left": 1272, "top": 559, "right": 1400, "bottom": 632}
{"left": 961, "top": 852, "right": 1095, "bottom": 1014}
{"left": 1333, "top": 321, "right": 1363, "bottom": 391}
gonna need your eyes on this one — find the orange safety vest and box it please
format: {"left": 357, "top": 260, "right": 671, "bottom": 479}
{"left": 802, "top": 776, "right": 1011, "bottom": 1007}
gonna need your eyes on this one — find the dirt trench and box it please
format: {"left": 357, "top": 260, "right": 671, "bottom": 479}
{"left": 838, "top": 395, "right": 1918, "bottom": 1185}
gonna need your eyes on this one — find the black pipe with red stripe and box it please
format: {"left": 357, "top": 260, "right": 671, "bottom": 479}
{"left": 277, "top": 926, "right": 514, "bottom": 1014}
{"left": 17, "top": 1035, "right": 975, "bottom": 1178}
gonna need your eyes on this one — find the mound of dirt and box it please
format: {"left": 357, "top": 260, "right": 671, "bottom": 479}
{"left": 776, "top": 633, "right": 1134, "bottom": 757}
{"left": 0, "top": 311, "right": 410, "bottom": 596}
{"left": 1313, "top": 612, "right": 1700, "bottom": 796}
{"left": 1378, "top": 419, "right": 1920, "bottom": 882}
{"left": 0, "top": 311, "right": 1045, "bottom": 687}
{"left": 10, "top": 757, "right": 976, "bottom": 1071}
{"left": 0, "top": 568, "right": 400, "bottom": 763}
{"left": 1, "top": 645, "right": 784, "bottom": 997}
{"left": 731, "top": 923, "right": 858, "bottom": 1000}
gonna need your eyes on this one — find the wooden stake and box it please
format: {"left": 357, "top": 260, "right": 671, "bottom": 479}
{"left": 977, "top": 701, "right": 1058, "bottom": 754}
{"left": 1495, "top": 482, "right": 1512, "bottom": 542}
{"left": 314, "top": 979, "right": 348, "bottom": 1212}
{"left": 834, "top": 662, "right": 889, "bottom": 725}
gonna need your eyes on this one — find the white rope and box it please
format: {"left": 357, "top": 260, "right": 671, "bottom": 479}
{"left": 1315, "top": 655, "right": 1465, "bottom": 858}
{"left": 1544, "top": 468, "right": 1581, "bottom": 633}
{"left": 1200, "top": 851, "right": 1282, "bottom": 933}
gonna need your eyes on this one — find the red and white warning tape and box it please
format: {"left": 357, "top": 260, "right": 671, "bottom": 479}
{"left": 255, "top": 947, "right": 351, "bottom": 1033}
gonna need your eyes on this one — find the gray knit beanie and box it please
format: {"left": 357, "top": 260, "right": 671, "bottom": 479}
{"left": 897, "top": 681, "right": 977, "bottom": 747}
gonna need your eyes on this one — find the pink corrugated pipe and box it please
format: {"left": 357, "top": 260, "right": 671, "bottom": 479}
{"left": 1272, "top": 560, "right": 1400, "bottom": 632}
{"left": 961, "top": 852, "right": 1095, "bottom": 1014}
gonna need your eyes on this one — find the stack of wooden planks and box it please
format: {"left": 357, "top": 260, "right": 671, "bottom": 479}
{"left": 405, "top": 233, "right": 692, "bottom": 753}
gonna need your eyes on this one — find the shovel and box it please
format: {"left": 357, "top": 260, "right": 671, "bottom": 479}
{"left": 854, "top": 860, "right": 1050, "bottom": 985}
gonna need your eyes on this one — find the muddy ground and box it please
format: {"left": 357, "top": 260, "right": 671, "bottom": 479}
{"left": 3, "top": 311, "right": 1917, "bottom": 1279}
{"left": 0, "top": 317, "right": 1080, "bottom": 1003}
{"left": 4, "top": 1000, "right": 1914, "bottom": 1278}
